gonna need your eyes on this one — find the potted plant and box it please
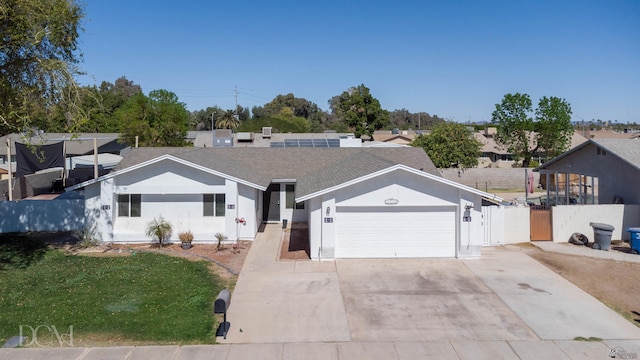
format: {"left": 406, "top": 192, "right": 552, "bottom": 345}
{"left": 145, "top": 217, "right": 172, "bottom": 247}
{"left": 215, "top": 232, "right": 226, "bottom": 251}
{"left": 179, "top": 231, "right": 194, "bottom": 250}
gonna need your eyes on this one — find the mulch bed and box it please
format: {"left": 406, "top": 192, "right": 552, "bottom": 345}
{"left": 279, "top": 225, "right": 310, "bottom": 260}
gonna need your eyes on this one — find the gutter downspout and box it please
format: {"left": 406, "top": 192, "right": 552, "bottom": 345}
{"left": 7, "top": 138, "right": 12, "bottom": 201}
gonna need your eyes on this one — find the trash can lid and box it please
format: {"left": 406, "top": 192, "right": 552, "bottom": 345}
{"left": 626, "top": 227, "right": 640, "bottom": 232}
{"left": 589, "top": 222, "right": 615, "bottom": 231}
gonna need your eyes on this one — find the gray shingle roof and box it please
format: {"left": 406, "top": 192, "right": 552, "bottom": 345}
{"left": 114, "top": 147, "right": 439, "bottom": 195}
{"left": 593, "top": 139, "right": 640, "bottom": 170}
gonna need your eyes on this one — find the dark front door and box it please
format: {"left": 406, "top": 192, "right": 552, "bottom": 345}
{"left": 263, "top": 184, "right": 280, "bottom": 222}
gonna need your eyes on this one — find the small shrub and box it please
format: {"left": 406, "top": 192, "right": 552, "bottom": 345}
{"left": 74, "top": 223, "right": 100, "bottom": 248}
{"left": 145, "top": 217, "right": 172, "bottom": 247}
{"left": 214, "top": 232, "right": 226, "bottom": 251}
{"left": 179, "top": 231, "right": 194, "bottom": 242}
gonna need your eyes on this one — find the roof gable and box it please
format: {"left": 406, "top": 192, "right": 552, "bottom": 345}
{"left": 536, "top": 139, "right": 640, "bottom": 172}
{"left": 66, "top": 154, "right": 267, "bottom": 191}
{"left": 296, "top": 164, "right": 503, "bottom": 203}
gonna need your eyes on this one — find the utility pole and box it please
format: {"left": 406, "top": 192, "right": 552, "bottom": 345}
{"left": 234, "top": 86, "right": 238, "bottom": 112}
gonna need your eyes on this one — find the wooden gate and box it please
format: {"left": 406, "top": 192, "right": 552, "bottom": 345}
{"left": 530, "top": 205, "right": 552, "bottom": 241}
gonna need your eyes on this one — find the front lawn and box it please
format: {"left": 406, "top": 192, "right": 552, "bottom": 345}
{"left": 0, "top": 245, "right": 224, "bottom": 346}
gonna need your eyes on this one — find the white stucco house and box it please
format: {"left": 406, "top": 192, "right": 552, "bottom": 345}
{"left": 66, "top": 147, "right": 503, "bottom": 259}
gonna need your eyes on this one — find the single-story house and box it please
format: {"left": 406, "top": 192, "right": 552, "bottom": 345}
{"left": 535, "top": 138, "right": 640, "bottom": 205}
{"left": 66, "top": 147, "right": 503, "bottom": 259}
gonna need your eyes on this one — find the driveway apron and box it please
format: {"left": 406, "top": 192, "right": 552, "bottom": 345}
{"left": 463, "top": 247, "right": 640, "bottom": 340}
{"left": 220, "top": 225, "right": 351, "bottom": 343}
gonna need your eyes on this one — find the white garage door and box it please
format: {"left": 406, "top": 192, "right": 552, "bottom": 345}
{"left": 335, "top": 206, "right": 456, "bottom": 258}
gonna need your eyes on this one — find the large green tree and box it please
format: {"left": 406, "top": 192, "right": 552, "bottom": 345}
{"left": 49, "top": 76, "right": 142, "bottom": 132}
{"left": 118, "top": 90, "right": 189, "bottom": 147}
{"left": 411, "top": 122, "right": 481, "bottom": 169}
{"left": 190, "top": 106, "right": 223, "bottom": 130}
{"left": 389, "top": 109, "right": 445, "bottom": 129}
{"left": 535, "top": 96, "right": 573, "bottom": 158}
{"left": 0, "top": 0, "right": 84, "bottom": 135}
{"left": 329, "top": 84, "right": 389, "bottom": 139}
{"left": 491, "top": 93, "right": 573, "bottom": 167}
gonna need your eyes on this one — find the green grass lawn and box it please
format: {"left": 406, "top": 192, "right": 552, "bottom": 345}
{"left": 0, "top": 244, "right": 225, "bottom": 345}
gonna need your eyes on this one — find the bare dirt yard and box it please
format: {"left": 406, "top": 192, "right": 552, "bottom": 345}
{"left": 519, "top": 243, "right": 640, "bottom": 326}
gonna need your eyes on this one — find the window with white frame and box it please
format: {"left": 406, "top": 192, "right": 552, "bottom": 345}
{"left": 203, "top": 194, "right": 226, "bottom": 217}
{"left": 118, "top": 194, "right": 141, "bottom": 217}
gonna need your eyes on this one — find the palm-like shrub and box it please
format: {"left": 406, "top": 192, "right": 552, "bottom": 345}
{"left": 215, "top": 232, "right": 226, "bottom": 251}
{"left": 145, "top": 217, "right": 172, "bottom": 247}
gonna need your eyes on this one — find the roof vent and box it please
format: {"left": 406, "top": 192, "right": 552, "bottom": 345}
{"left": 262, "top": 127, "right": 272, "bottom": 139}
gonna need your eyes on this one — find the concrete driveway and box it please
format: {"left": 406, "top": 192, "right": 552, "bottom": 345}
{"left": 222, "top": 226, "right": 640, "bottom": 344}
{"left": 337, "top": 258, "right": 537, "bottom": 341}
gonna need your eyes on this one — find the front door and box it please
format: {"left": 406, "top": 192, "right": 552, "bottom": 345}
{"left": 263, "top": 184, "right": 280, "bottom": 222}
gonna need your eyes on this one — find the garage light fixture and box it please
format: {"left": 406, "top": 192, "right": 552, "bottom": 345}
{"left": 326, "top": 207, "right": 330, "bottom": 216}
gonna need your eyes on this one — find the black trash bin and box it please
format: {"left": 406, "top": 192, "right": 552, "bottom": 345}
{"left": 589, "top": 222, "right": 615, "bottom": 250}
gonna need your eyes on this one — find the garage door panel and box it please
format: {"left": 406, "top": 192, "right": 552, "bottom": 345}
{"left": 335, "top": 207, "right": 456, "bottom": 258}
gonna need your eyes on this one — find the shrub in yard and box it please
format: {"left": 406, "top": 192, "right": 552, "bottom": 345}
{"left": 215, "top": 232, "right": 226, "bottom": 251}
{"left": 74, "top": 223, "right": 100, "bottom": 248}
{"left": 178, "top": 231, "right": 194, "bottom": 242}
{"left": 145, "top": 217, "right": 173, "bottom": 247}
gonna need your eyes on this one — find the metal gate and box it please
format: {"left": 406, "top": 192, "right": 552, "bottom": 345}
{"left": 530, "top": 205, "right": 552, "bottom": 241}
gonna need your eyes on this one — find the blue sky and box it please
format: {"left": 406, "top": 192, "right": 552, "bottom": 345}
{"left": 78, "top": 0, "right": 640, "bottom": 123}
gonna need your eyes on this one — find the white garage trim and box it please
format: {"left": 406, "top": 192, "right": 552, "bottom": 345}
{"left": 335, "top": 206, "right": 457, "bottom": 258}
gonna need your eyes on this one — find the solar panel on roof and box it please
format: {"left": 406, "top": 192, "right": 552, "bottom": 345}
{"left": 298, "top": 139, "right": 313, "bottom": 146}
{"left": 327, "top": 139, "right": 340, "bottom": 147}
{"left": 270, "top": 142, "right": 285, "bottom": 147}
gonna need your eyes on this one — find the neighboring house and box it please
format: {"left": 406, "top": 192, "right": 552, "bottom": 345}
{"left": 578, "top": 129, "right": 640, "bottom": 140}
{"left": 475, "top": 128, "right": 588, "bottom": 167}
{"left": 66, "top": 147, "right": 503, "bottom": 259}
{"left": 0, "top": 133, "right": 127, "bottom": 199}
{"left": 191, "top": 130, "right": 360, "bottom": 148}
{"left": 372, "top": 130, "right": 417, "bottom": 145}
{"left": 535, "top": 139, "right": 640, "bottom": 205}
{"left": 0, "top": 133, "right": 127, "bottom": 164}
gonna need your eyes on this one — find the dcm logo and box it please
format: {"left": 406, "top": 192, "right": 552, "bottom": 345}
{"left": 19, "top": 325, "right": 74, "bottom": 347}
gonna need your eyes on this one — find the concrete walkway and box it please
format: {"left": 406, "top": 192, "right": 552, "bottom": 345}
{"left": 3, "top": 226, "right": 640, "bottom": 359}
{"left": 532, "top": 241, "right": 640, "bottom": 263}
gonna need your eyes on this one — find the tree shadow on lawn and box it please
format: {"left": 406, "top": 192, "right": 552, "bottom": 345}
{"left": 0, "top": 231, "right": 77, "bottom": 270}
